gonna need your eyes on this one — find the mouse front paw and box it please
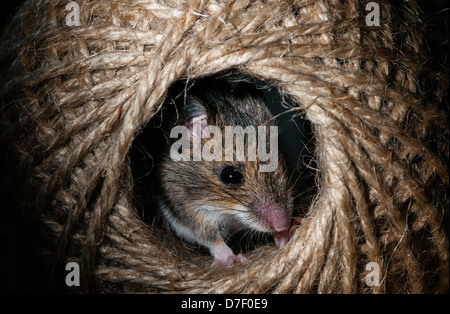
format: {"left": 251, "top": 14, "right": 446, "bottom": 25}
{"left": 210, "top": 241, "right": 250, "bottom": 267}
{"left": 273, "top": 229, "right": 290, "bottom": 248}
{"left": 273, "top": 216, "right": 303, "bottom": 248}
{"left": 211, "top": 253, "right": 249, "bottom": 267}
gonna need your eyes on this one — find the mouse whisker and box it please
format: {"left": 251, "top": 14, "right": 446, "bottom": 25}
{"left": 292, "top": 185, "right": 316, "bottom": 200}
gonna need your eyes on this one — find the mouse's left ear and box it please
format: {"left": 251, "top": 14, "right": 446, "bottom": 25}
{"left": 184, "top": 96, "right": 208, "bottom": 141}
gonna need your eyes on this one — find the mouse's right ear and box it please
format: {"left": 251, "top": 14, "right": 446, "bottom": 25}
{"left": 184, "top": 96, "right": 208, "bottom": 141}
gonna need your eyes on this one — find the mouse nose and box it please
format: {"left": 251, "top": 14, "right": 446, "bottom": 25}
{"left": 253, "top": 200, "right": 291, "bottom": 232}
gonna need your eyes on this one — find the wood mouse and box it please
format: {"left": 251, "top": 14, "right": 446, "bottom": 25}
{"left": 156, "top": 79, "right": 295, "bottom": 267}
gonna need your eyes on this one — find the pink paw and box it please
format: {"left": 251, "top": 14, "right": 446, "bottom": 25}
{"left": 210, "top": 241, "right": 250, "bottom": 267}
{"left": 211, "top": 253, "right": 249, "bottom": 267}
{"left": 274, "top": 216, "right": 303, "bottom": 248}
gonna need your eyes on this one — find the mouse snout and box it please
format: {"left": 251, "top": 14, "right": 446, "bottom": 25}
{"left": 253, "top": 200, "right": 291, "bottom": 232}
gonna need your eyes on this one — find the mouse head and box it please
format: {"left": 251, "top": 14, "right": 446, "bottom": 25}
{"left": 160, "top": 82, "right": 294, "bottom": 234}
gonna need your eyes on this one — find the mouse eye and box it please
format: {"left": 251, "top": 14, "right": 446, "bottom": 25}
{"left": 219, "top": 166, "right": 244, "bottom": 186}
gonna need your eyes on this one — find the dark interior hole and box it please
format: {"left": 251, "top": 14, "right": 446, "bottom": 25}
{"left": 129, "top": 73, "right": 316, "bottom": 255}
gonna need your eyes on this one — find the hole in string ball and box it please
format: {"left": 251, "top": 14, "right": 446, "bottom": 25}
{"left": 0, "top": 0, "right": 448, "bottom": 293}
